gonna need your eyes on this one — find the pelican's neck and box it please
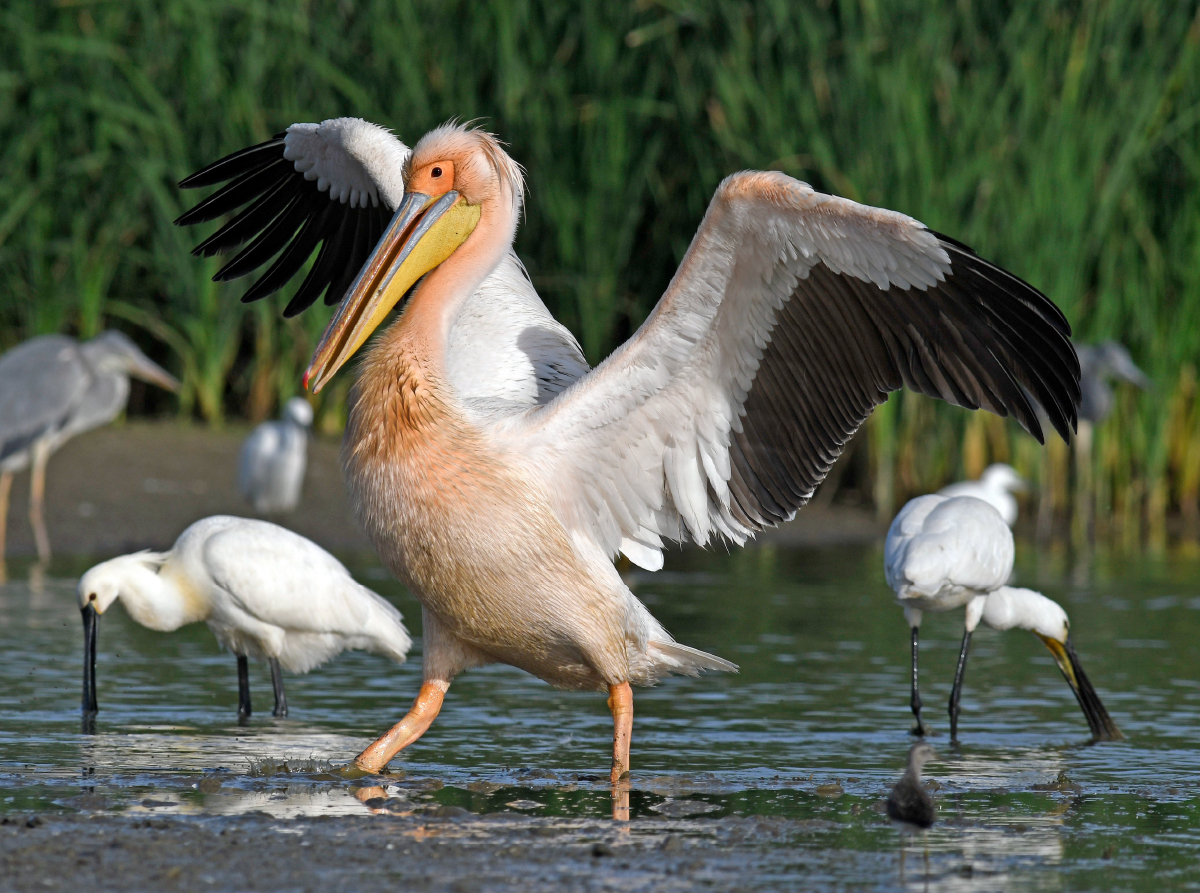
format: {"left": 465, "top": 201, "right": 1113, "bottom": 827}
{"left": 394, "top": 197, "right": 516, "bottom": 374}
{"left": 113, "top": 560, "right": 209, "bottom": 632}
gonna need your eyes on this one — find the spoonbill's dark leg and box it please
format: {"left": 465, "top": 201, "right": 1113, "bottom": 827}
{"left": 28, "top": 441, "right": 51, "bottom": 563}
{"left": 910, "top": 627, "right": 927, "bottom": 736}
{"left": 237, "top": 655, "right": 252, "bottom": 722}
{"left": 948, "top": 629, "right": 973, "bottom": 742}
{"left": 81, "top": 604, "right": 99, "bottom": 720}
{"left": 270, "top": 658, "right": 287, "bottom": 717}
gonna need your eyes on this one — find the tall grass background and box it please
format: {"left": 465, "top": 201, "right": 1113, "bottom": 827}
{"left": 0, "top": 1, "right": 1197, "bottom": 536}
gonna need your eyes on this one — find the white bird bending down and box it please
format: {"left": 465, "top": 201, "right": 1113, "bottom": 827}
{"left": 885, "top": 494, "right": 1121, "bottom": 741}
{"left": 238, "top": 397, "right": 314, "bottom": 513}
{"left": 176, "top": 117, "right": 1081, "bottom": 783}
{"left": 937, "top": 463, "right": 1027, "bottom": 526}
{"left": 0, "top": 330, "right": 179, "bottom": 562}
{"left": 78, "top": 515, "right": 410, "bottom": 721}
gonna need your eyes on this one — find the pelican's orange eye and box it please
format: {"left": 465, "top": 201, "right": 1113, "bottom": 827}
{"left": 431, "top": 166, "right": 443, "bottom": 178}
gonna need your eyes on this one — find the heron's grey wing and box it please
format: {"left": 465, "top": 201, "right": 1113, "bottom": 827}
{"left": 58, "top": 373, "right": 129, "bottom": 441}
{"left": 0, "top": 336, "right": 90, "bottom": 462}
{"left": 176, "top": 118, "right": 410, "bottom": 317}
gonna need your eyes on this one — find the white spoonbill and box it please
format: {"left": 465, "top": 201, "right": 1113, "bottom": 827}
{"left": 238, "top": 396, "right": 314, "bottom": 513}
{"left": 176, "top": 118, "right": 1080, "bottom": 781}
{"left": 937, "top": 463, "right": 1027, "bottom": 526}
{"left": 885, "top": 494, "right": 1121, "bottom": 741}
{"left": 79, "top": 515, "right": 410, "bottom": 720}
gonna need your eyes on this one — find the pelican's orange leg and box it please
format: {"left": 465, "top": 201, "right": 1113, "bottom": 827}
{"left": 608, "top": 682, "right": 633, "bottom": 784}
{"left": 354, "top": 680, "right": 448, "bottom": 773}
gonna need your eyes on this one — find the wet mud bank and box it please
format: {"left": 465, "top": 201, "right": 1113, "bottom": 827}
{"left": 2, "top": 421, "right": 881, "bottom": 563}
{"left": 1, "top": 811, "right": 808, "bottom": 893}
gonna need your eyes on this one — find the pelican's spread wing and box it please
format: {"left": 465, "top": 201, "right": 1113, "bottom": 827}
{"left": 512, "top": 172, "right": 1079, "bottom": 570}
{"left": 176, "top": 118, "right": 410, "bottom": 317}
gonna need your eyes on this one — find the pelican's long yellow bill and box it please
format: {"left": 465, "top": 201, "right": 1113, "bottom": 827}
{"left": 304, "top": 190, "right": 481, "bottom": 392}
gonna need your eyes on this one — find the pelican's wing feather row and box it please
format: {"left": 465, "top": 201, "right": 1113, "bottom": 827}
{"left": 509, "top": 172, "right": 1079, "bottom": 570}
{"left": 175, "top": 118, "right": 410, "bottom": 317}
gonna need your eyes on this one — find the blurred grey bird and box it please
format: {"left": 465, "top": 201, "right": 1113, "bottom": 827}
{"left": 1075, "top": 341, "right": 1150, "bottom": 424}
{"left": 887, "top": 741, "right": 938, "bottom": 830}
{"left": 0, "top": 331, "right": 179, "bottom": 562}
{"left": 238, "top": 397, "right": 313, "bottom": 514}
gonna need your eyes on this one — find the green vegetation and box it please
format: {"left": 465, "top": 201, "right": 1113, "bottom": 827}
{"left": 0, "top": 1, "right": 1197, "bottom": 530}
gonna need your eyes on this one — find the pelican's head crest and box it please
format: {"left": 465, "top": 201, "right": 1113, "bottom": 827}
{"left": 304, "top": 121, "right": 524, "bottom": 392}
{"left": 404, "top": 122, "right": 524, "bottom": 216}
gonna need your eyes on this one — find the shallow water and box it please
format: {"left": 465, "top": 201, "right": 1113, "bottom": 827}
{"left": 2, "top": 541, "right": 1199, "bottom": 890}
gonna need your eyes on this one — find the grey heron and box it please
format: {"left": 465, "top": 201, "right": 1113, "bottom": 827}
{"left": 1076, "top": 340, "right": 1151, "bottom": 424}
{"left": 237, "top": 397, "right": 313, "bottom": 513}
{"left": 0, "top": 331, "right": 178, "bottom": 562}
{"left": 885, "top": 493, "right": 1122, "bottom": 741}
{"left": 937, "top": 462, "right": 1027, "bottom": 526}
{"left": 79, "top": 515, "right": 411, "bottom": 721}
{"left": 1069, "top": 341, "right": 1150, "bottom": 539}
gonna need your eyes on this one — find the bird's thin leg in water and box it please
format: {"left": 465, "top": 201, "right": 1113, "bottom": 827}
{"left": 354, "top": 680, "right": 449, "bottom": 774}
{"left": 608, "top": 682, "right": 633, "bottom": 783}
{"left": 28, "top": 442, "right": 50, "bottom": 563}
{"left": 237, "top": 655, "right": 252, "bottom": 722}
{"left": 0, "top": 471, "right": 11, "bottom": 580}
{"left": 609, "top": 682, "right": 633, "bottom": 821}
{"left": 270, "top": 657, "right": 288, "bottom": 717}
{"left": 910, "top": 627, "right": 927, "bottom": 736}
{"left": 948, "top": 629, "right": 973, "bottom": 742}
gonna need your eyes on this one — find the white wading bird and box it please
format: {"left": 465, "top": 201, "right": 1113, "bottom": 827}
{"left": 885, "top": 493, "right": 1122, "bottom": 741}
{"left": 0, "top": 331, "right": 179, "bottom": 562}
{"left": 176, "top": 117, "right": 1081, "bottom": 782}
{"left": 238, "top": 396, "right": 314, "bottom": 513}
{"left": 937, "top": 462, "right": 1027, "bottom": 526}
{"left": 79, "top": 515, "right": 410, "bottom": 720}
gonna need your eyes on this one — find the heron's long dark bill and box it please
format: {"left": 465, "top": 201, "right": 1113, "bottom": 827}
{"left": 1037, "top": 634, "right": 1123, "bottom": 742}
{"left": 303, "top": 190, "right": 481, "bottom": 393}
{"left": 81, "top": 605, "right": 98, "bottom": 716}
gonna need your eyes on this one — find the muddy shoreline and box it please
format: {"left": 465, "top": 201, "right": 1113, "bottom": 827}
{"left": 1, "top": 810, "right": 818, "bottom": 892}
{"left": 1, "top": 421, "right": 884, "bottom": 561}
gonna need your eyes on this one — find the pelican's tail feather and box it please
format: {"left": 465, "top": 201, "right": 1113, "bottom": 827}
{"left": 649, "top": 640, "right": 739, "bottom": 676}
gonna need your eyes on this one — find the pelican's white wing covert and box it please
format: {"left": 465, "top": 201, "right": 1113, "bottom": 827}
{"left": 508, "top": 172, "right": 1079, "bottom": 570}
{"left": 176, "top": 118, "right": 410, "bottom": 317}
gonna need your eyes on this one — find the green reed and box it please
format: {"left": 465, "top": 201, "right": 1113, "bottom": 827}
{"left": 0, "top": 0, "right": 1197, "bottom": 525}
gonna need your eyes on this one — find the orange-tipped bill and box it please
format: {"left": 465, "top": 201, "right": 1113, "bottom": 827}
{"left": 304, "top": 190, "right": 481, "bottom": 392}
{"left": 1037, "top": 634, "right": 1124, "bottom": 742}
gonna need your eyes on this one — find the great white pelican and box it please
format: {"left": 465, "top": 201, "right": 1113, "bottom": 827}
{"left": 177, "top": 117, "right": 1080, "bottom": 788}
